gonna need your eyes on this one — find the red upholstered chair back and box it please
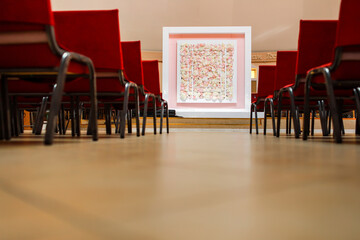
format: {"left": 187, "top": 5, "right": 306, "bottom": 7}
{"left": 0, "top": 0, "right": 54, "bottom": 27}
{"left": 275, "top": 51, "right": 298, "bottom": 90}
{"left": 251, "top": 93, "right": 258, "bottom": 103}
{"left": 142, "top": 60, "right": 161, "bottom": 96}
{"left": 121, "top": 41, "right": 144, "bottom": 86}
{"left": 296, "top": 20, "right": 338, "bottom": 76}
{"left": 257, "top": 65, "right": 276, "bottom": 98}
{"left": 0, "top": 0, "right": 57, "bottom": 68}
{"left": 53, "top": 10, "right": 123, "bottom": 71}
{"left": 336, "top": 0, "right": 360, "bottom": 48}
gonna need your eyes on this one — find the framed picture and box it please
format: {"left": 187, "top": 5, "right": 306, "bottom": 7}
{"left": 177, "top": 40, "right": 237, "bottom": 104}
{"left": 163, "top": 26, "right": 251, "bottom": 118}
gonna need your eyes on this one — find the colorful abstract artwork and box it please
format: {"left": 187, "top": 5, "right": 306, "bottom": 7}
{"left": 177, "top": 40, "right": 237, "bottom": 103}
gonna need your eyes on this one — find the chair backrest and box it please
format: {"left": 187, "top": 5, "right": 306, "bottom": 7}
{"left": 275, "top": 51, "right": 298, "bottom": 90}
{"left": 335, "top": 0, "right": 360, "bottom": 48}
{"left": 0, "top": 0, "right": 53, "bottom": 28}
{"left": 121, "top": 41, "right": 144, "bottom": 86}
{"left": 296, "top": 20, "right": 338, "bottom": 77}
{"left": 0, "top": 0, "right": 55, "bottom": 68}
{"left": 257, "top": 65, "right": 276, "bottom": 98}
{"left": 142, "top": 60, "right": 161, "bottom": 95}
{"left": 53, "top": 10, "right": 123, "bottom": 71}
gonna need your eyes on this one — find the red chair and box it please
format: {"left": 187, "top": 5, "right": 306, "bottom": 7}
{"left": 56, "top": 10, "right": 140, "bottom": 138}
{"left": 303, "top": 0, "right": 360, "bottom": 143}
{"left": 276, "top": 20, "right": 338, "bottom": 139}
{"left": 121, "top": 41, "right": 157, "bottom": 136}
{"left": 0, "top": 0, "right": 98, "bottom": 145}
{"left": 250, "top": 65, "right": 276, "bottom": 134}
{"left": 142, "top": 60, "right": 169, "bottom": 134}
{"left": 264, "top": 51, "right": 298, "bottom": 136}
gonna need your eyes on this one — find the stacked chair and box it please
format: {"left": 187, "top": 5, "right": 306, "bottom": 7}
{"left": 276, "top": 20, "right": 338, "bottom": 139}
{"left": 142, "top": 60, "right": 169, "bottom": 135}
{"left": 303, "top": 0, "right": 360, "bottom": 143}
{"left": 120, "top": 41, "right": 157, "bottom": 136}
{"left": 0, "top": 0, "right": 169, "bottom": 145}
{"left": 0, "top": 0, "right": 98, "bottom": 145}
{"left": 264, "top": 51, "right": 298, "bottom": 136}
{"left": 58, "top": 10, "right": 140, "bottom": 139}
{"left": 251, "top": 0, "right": 360, "bottom": 144}
{"left": 250, "top": 65, "right": 276, "bottom": 134}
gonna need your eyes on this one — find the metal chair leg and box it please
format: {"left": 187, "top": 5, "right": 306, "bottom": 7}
{"left": 70, "top": 96, "right": 76, "bottom": 137}
{"left": 160, "top": 100, "right": 164, "bottom": 134}
{"left": 10, "top": 97, "right": 18, "bottom": 137}
{"left": 75, "top": 96, "right": 81, "bottom": 137}
{"left": 120, "top": 83, "right": 135, "bottom": 138}
{"left": 165, "top": 101, "right": 169, "bottom": 134}
{"left": 35, "top": 96, "right": 48, "bottom": 135}
{"left": 323, "top": 69, "right": 342, "bottom": 143}
{"left": 44, "top": 54, "right": 71, "bottom": 145}
{"left": 254, "top": 104, "right": 259, "bottom": 135}
{"left": 105, "top": 104, "right": 112, "bottom": 135}
{"left": 152, "top": 96, "right": 157, "bottom": 135}
{"left": 276, "top": 91, "right": 283, "bottom": 138}
{"left": 19, "top": 110, "right": 24, "bottom": 134}
{"left": 61, "top": 104, "right": 66, "bottom": 135}
{"left": 115, "top": 110, "right": 121, "bottom": 134}
{"left": 285, "top": 110, "right": 289, "bottom": 134}
{"left": 288, "top": 110, "right": 292, "bottom": 135}
{"left": 142, "top": 94, "right": 149, "bottom": 136}
{"left": 270, "top": 99, "right": 276, "bottom": 136}
{"left": 127, "top": 109, "right": 132, "bottom": 134}
{"left": 263, "top": 99, "right": 268, "bottom": 135}
{"left": 1, "top": 75, "right": 11, "bottom": 140}
{"left": 135, "top": 90, "right": 140, "bottom": 137}
{"left": 287, "top": 88, "right": 300, "bottom": 138}
{"left": 250, "top": 103, "right": 253, "bottom": 134}
{"left": 328, "top": 111, "right": 332, "bottom": 135}
{"left": 311, "top": 109, "right": 315, "bottom": 136}
{"left": 354, "top": 88, "right": 360, "bottom": 136}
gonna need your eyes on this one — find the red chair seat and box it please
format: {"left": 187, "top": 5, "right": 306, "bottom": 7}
{"left": 310, "top": 61, "right": 360, "bottom": 84}
{"left": 8, "top": 80, "right": 53, "bottom": 93}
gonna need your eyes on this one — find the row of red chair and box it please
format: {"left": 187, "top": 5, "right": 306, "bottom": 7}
{"left": 250, "top": 0, "right": 360, "bottom": 143}
{"left": 0, "top": 0, "right": 169, "bottom": 145}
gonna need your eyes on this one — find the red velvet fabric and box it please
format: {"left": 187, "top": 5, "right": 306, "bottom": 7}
{"left": 311, "top": 61, "right": 360, "bottom": 84}
{"left": 306, "top": 0, "right": 360, "bottom": 88}
{"left": 142, "top": 60, "right": 161, "bottom": 95}
{"left": 8, "top": 80, "right": 53, "bottom": 93}
{"left": 121, "top": 41, "right": 144, "bottom": 86}
{"left": 64, "top": 78, "right": 127, "bottom": 93}
{"left": 53, "top": 10, "right": 123, "bottom": 70}
{"left": 0, "top": 0, "right": 54, "bottom": 25}
{"left": 296, "top": 20, "right": 338, "bottom": 76}
{"left": 0, "top": 0, "right": 57, "bottom": 69}
{"left": 283, "top": 84, "right": 352, "bottom": 98}
{"left": 335, "top": 0, "right": 360, "bottom": 47}
{"left": 0, "top": 43, "right": 87, "bottom": 73}
{"left": 275, "top": 51, "right": 297, "bottom": 91}
{"left": 0, "top": 9, "right": 96, "bottom": 73}
{"left": 251, "top": 93, "right": 258, "bottom": 103}
{"left": 257, "top": 65, "right": 276, "bottom": 98}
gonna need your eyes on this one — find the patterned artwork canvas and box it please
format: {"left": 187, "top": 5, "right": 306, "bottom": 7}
{"left": 177, "top": 40, "right": 237, "bottom": 103}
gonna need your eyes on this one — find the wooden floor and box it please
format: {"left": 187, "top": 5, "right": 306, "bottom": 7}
{"left": 0, "top": 129, "right": 360, "bottom": 239}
